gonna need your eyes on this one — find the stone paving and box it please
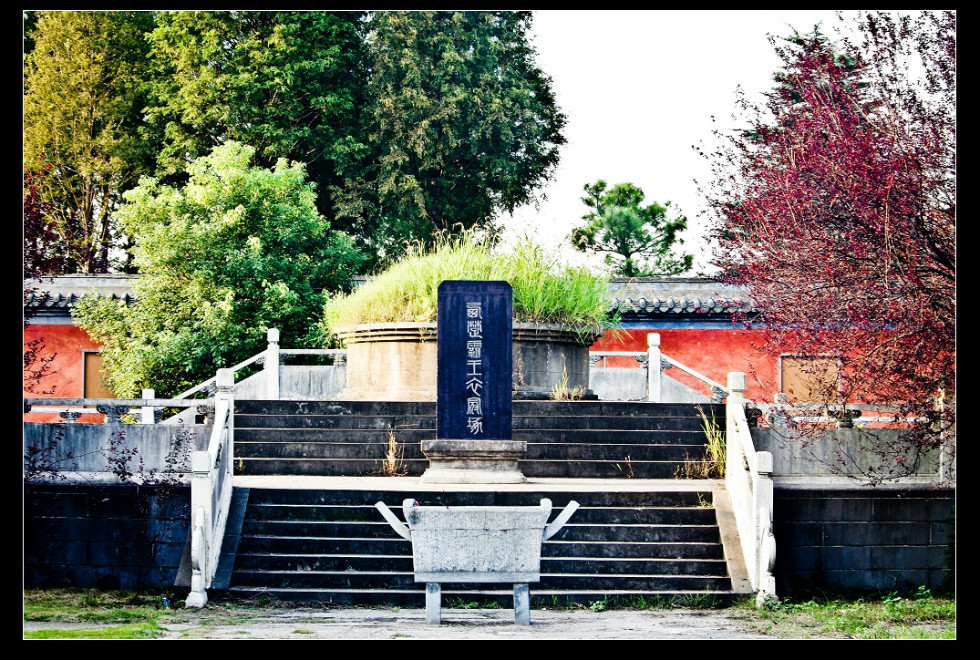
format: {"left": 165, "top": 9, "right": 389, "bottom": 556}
{"left": 24, "top": 606, "right": 779, "bottom": 640}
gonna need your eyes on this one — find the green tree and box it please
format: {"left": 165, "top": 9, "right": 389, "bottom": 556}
{"left": 73, "top": 143, "right": 365, "bottom": 397}
{"left": 23, "top": 10, "right": 159, "bottom": 273}
{"left": 144, "top": 11, "right": 371, "bottom": 222}
{"left": 570, "top": 180, "right": 693, "bottom": 277}
{"left": 341, "top": 11, "right": 567, "bottom": 266}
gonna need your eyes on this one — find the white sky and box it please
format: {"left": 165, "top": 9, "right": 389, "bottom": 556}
{"left": 499, "top": 10, "right": 855, "bottom": 274}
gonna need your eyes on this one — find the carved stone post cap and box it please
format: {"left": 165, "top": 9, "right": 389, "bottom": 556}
{"left": 647, "top": 332, "right": 661, "bottom": 347}
{"left": 267, "top": 328, "right": 280, "bottom": 344}
{"left": 727, "top": 372, "right": 746, "bottom": 392}
{"left": 216, "top": 368, "right": 235, "bottom": 390}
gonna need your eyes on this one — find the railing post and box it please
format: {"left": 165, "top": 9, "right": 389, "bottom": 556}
{"left": 141, "top": 388, "right": 155, "bottom": 424}
{"left": 754, "top": 450, "right": 777, "bottom": 606}
{"left": 265, "top": 328, "right": 280, "bottom": 400}
{"left": 186, "top": 451, "right": 211, "bottom": 608}
{"left": 727, "top": 372, "right": 746, "bottom": 406}
{"left": 647, "top": 333, "right": 662, "bottom": 403}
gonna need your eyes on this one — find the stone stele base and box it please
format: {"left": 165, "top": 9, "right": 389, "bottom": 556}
{"left": 420, "top": 439, "right": 527, "bottom": 484}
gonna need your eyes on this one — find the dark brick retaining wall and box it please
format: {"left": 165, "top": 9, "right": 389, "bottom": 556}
{"left": 773, "top": 486, "right": 955, "bottom": 595}
{"left": 23, "top": 483, "right": 955, "bottom": 596}
{"left": 24, "top": 484, "right": 190, "bottom": 591}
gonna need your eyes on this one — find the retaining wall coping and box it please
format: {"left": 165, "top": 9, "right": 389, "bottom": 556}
{"left": 773, "top": 476, "right": 952, "bottom": 491}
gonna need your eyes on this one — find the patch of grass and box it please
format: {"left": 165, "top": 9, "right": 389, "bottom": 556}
{"left": 675, "top": 593, "right": 722, "bottom": 609}
{"left": 24, "top": 588, "right": 174, "bottom": 623}
{"left": 627, "top": 594, "right": 678, "bottom": 610}
{"left": 745, "top": 589, "right": 955, "bottom": 639}
{"left": 322, "top": 233, "right": 614, "bottom": 341}
{"left": 25, "top": 620, "right": 167, "bottom": 640}
{"left": 23, "top": 588, "right": 275, "bottom": 640}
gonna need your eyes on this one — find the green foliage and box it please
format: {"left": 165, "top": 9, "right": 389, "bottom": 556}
{"left": 570, "top": 180, "right": 693, "bottom": 277}
{"left": 25, "top": 10, "right": 566, "bottom": 276}
{"left": 24, "top": 588, "right": 174, "bottom": 639}
{"left": 23, "top": 10, "right": 159, "bottom": 273}
{"left": 343, "top": 11, "right": 567, "bottom": 266}
{"left": 73, "top": 143, "right": 364, "bottom": 396}
{"left": 321, "top": 233, "right": 612, "bottom": 342}
{"left": 144, "top": 11, "right": 370, "bottom": 222}
{"left": 753, "top": 590, "right": 955, "bottom": 639}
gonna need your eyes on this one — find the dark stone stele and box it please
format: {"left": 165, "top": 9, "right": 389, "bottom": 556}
{"left": 437, "top": 280, "right": 513, "bottom": 440}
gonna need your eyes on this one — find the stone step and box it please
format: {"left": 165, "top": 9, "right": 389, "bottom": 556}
{"left": 234, "top": 428, "right": 710, "bottom": 444}
{"left": 233, "top": 440, "right": 709, "bottom": 461}
{"left": 232, "top": 536, "right": 724, "bottom": 560}
{"left": 235, "top": 400, "right": 724, "bottom": 420}
{"left": 543, "top": 540, "right": 725, "bottom": 560}
{"left": 237, "top": 520, "right": 721, "bottom": 544}
{"left": 229, "top": 553, "right": 729, "bottom": 576}
{"left": 228, "top": 569, "right": 732, "bottom": 592}
{"left": 242, "top": 488, "right": 714, "bottom": 508}
{"left": 233, "top": 457, "right": 711, "bottom": 479}
{"left": 220, "top": 587, "right": 741, "bottom": 608}
{"left": 241, "top": 503, "right": 719, "bottom": 525}
{"left": 234, "top": 416, "right": 710, "bottom": 432}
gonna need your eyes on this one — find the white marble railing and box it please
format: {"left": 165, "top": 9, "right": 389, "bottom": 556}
{"left": 724, "top": 372, "right": 777, "bottom": 606}
{"left": 590, "top": 333, "right": 729, "bottom": 403}
{"left": 23, "top": 395, "right": 206, "bottom": 423}
{"left": 185, "top": 369, "right": 235, "bottom": 608}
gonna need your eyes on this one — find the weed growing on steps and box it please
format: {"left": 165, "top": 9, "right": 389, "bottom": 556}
{"left": 675, "top": 404, "right": 726, "bottom": 479}
{"left": 549, "top": 355, "right": 586, "bottom": 401}
{"left": 445, "top": 598, "right": 501, "bottom": 610}
{"left": 375, "top": 428, "right": 407, "bottom": 476}
{"left": 614, "top": 455, "right": 635, "bottom": 479}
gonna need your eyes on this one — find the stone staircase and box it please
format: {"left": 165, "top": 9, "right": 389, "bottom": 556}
{"left": 206, "top": 400, "right": 748, "bottom": 607}
{"left": 221, "top": 485, "right": 739, "bottom": 607}
{"left": 233, "top": 400, "right": 724, "bottom": 479}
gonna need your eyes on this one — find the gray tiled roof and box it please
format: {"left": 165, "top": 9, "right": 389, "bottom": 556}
{"left": 608, "top": 278, "right": 756, "bottom": 317}
{"left": 24, "top": 290, "right": 137, "bottom": 309}
{"left": 24, "top": 274, "right": 138, "bottom": 317}
{"left": 24, "top": 275, "right": 757, "bottom": 318}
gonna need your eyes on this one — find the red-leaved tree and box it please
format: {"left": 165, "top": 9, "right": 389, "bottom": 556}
{"left": 702, "top": 12, "right": 954, "bottom": 483}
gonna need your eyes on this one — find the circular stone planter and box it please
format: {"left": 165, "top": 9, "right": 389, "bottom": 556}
{"left": 334, "top": 321, "right": 602, "bottom": 401}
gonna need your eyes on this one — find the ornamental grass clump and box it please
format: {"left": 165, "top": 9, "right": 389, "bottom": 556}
{"left": 322, "top": 234, "right": 613, "bottom": 342}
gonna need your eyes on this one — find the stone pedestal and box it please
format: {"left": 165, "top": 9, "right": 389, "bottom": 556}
{"left": 419, "top": 439, "right": 527, "bottom": 484}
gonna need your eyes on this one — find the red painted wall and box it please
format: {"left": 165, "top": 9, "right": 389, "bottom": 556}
{"left": 590, "top": 328, "right": 780, "bottom": 403}
{"left": 24, "top": 323, "right": 106, "bottom": 423}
